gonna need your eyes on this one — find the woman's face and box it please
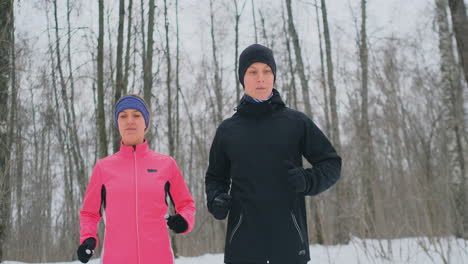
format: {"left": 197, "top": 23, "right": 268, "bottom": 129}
{"left": 117, "top": 109, "right": 147, "bottom": 146}
{"left": 243, "top": 62, "right": 274, "bottom": 100}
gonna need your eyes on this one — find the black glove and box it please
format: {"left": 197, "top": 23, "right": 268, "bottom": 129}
{"left": 284, "top": 160, "right": 307, "bottom": 193}
{"left": 77, "top": 237, "right": 96, "bottom": 263}
{"left": 167, "top": 214, "right": 188, "bottom": 233}
{"left": 211, "top": 193, "right": 232, "bottom": 220}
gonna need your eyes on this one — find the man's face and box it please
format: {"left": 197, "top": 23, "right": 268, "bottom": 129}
{"left": 243, "top": 62, "right": 274, "bottom": 100}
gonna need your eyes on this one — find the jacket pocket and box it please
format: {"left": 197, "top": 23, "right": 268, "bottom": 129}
{"left": 290, "top": 211, "right": 304, "bottom": 245}
{"left": 229, "top": 213, "right": 243, "bottom": 245}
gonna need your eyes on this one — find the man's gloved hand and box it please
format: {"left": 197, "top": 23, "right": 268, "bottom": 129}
{"left": 77, "top": 237, "right": 96, "bottom": 263}
{"left": 167, "top": 214, "right": 188, "bottom": 233}
{"left": 284, "top": 160, "right": 307, "bottom": 193}
{"left": 211, "top": 193, "right": 232, "bottom": 220}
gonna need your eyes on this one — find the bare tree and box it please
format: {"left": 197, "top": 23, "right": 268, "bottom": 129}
{"left": 113, "top": 0, "right": 126, "bottom": 153}
{"left": 320, "top": 0, "right": 347, "bottom": 244}
{"left": 175, "top": 0, "right": 181, "bottom": 159}
{"left": 314, "top": 0, "right": 331, "bottom": 136}
{"left": 123, "top": 0, "right": 133, "bottom": 95}
{"left": 9, "top": 0, "right": 19, "bottom": 240}
{"left": 209, "top": 0, "right": 223, "bottom": 124}
{"left": 0, "top": 0, "right": 14, "bottom": 261}
{"left": 280, "top": 2, "right": 298, "bottom": 109}
{"left": 164, "top": 0, "right": 174, "bottom": 158}
{"left": 448, "top": 0, "right": 468, "bottom": 86}
{"left": 358, "top": 0, "right": 377, "bottom": 237}
{"left": 143, "top": 0, "right": 155, "bottom": 124}
{"left": 234, "top": 0, "right": 247, "bottom": 102}
{"left": 97, "top": 0, "right": 108, "bottom": 159}
{"left": 251, "top": 0, "right": 258, "bottom": 43}
{"left": 438, "top": 0, "right": 467, "bottom": 238}
{"left": 285, "top": 0, "right": 312, "bottom": 117}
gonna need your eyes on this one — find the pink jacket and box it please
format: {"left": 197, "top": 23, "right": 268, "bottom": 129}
{"left": 79, "top": 141, "right": 196, "bottom": 264}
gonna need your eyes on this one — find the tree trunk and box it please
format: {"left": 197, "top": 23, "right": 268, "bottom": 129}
{"left": 97, "top": 0, "right": 108, "bottom": 158}
{"left": 321, "top": 0, "right": 340, "bottom": 150}
{"left": 311, "top": 0, "right": 327, "bottom": 243}
{"left": 66, "top": 0, "right": 87, "bottom": 198}
{"left": 314, "top": 0, "right": 331, "bottom": 136}
{"left": 0, "top": 0, "right": 13, "bottom": 260}
{"left": 281, "top": 2, "right": 298, "bottom": 109}
{"left": 175, "top": 0, "right": 181, "bottom": 160}
{"left": 123, "top": 0, "right": 133, "bottom": 95}
{"left": 165, "top": 0, "right": 177, "bottom": 252}
{"left": 10, "top": 9, "right": 20, "bottom": 236}
{"left": 251, "top": 0, "right": 258, "bottom": 43}
{"left": 285, "top": 0, "right": 312, "bottom": 118}
{"left": 210, "top": 0, "right": 223, "bottom": 124}
{"left": 259, "top": 10, "right": 269, "bottom": 47}
{"left": 143, "top": 0, "right": 155, "bottom": 141}
{"left": 440, "top": 0, "right": 468, "bottom": 238}
{"left": 234, "top": 0, "right": 247, "bottom": 103}
{"left": 321, "top": 0, "right": 347, "bottom": 244}
{"left": 234, "top": 0, "right": 241, "bottom": 102}
{"left": 448, "top": 0, "right": 468, "bottom": 86}
{"left": 113, "top": 0, "right": 126, "bottom": 153}
{"left": 140, "top": 0, "right": 146, "bottom": 75}
{"left": 359, "top": 0, "right": 377, "bottom": 237}
{"left": 164, "top": 0, "right": 174, "bottom": 154}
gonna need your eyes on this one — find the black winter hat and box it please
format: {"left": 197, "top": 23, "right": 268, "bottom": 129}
{"left": 238, "top": 44, "right": 276, "bottom": 87}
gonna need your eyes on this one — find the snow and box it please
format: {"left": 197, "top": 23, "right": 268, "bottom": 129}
{"left": 4, "top": 237, "right": 468, "bottom": 264}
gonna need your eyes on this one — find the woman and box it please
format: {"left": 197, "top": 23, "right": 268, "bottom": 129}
{"left": 77, "top": 94, "right": 196, "bottom": 264}
{"left": 205, "top": 44, "right": 341, "bottom": 264}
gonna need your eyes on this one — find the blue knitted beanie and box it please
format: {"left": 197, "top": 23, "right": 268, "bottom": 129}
{"left": 114, "top": 95, "right": 150, "bottom": 129}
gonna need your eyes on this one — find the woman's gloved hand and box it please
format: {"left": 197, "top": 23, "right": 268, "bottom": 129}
{"left": 167, "top": 214, "right": 188, "bottom": 233}
{"left": 77, "top": 237, "right": 96, "bottom": 263}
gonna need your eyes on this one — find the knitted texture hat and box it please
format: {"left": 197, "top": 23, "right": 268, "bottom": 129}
{"left": 238, "top": 44, "right": 276, "bottom": 87}
{"left": 114, "top": 95, "right": 150, "bottom": 129}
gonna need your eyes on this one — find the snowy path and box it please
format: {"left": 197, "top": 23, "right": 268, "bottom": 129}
{"left": 5, "top": 237, "right": 468, "bottom": 264}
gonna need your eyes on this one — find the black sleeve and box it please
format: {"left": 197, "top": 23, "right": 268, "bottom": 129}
{"left": 205, "top": 125, "right": 231, "bottom": 214}
{"left": 300, "top": 115, "right": 342, "bottom": 196}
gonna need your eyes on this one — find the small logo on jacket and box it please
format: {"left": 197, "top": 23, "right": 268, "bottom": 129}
{"left": 147, "top": 169, "right": 158, "bottom": 173}
{"left": 298, "top": 249, "right": 306, "bottom": 256}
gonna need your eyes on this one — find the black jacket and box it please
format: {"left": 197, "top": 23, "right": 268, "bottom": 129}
{"left": 205, "top": 89, "right": 341, "bottom": 264}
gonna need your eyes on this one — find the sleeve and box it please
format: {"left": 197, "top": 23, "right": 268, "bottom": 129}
{"left": 79, "top": 161, "right": 103, "bottom": 246}
{"left": 169, "top": 158, "right": 196, "bottom": 234}
{"left": 204, "top": 125, "right": 231, "bottom": 215}
{"left": 300, "top": 115, "right": 342, "bottom": 196}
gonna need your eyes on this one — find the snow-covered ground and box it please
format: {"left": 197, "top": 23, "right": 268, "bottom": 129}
{"left": 5, "top": 237, "right": 468, "bottom": 264}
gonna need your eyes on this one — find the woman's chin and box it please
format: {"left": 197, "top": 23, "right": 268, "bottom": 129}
{"left": 123, "top": 137, "right": 142, "bottom": 146}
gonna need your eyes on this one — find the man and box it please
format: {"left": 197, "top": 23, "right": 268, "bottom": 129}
{"left": 205, "top": 44, "right": 342, "bottom": 264}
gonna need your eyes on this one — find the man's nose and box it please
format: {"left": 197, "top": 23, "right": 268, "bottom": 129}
{"left": 257, "top": 73, "right": 265, "bottom": 82}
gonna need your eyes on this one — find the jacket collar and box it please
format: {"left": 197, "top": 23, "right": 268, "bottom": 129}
{"left": 236, "top": 89, "right": 285, "bottom": 118}
{"left": 118, "top": 139, "right": 150, "bottom": 156}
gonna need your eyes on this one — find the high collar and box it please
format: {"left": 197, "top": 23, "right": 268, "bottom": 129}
{"left": 243, "top": 92, "right": 274, "bottom": 103}
{"left": 236, "top": 89, "right": 286, "bottom": 118}
{"left": 118, "top": 139, "right": 150, "bottom": 156}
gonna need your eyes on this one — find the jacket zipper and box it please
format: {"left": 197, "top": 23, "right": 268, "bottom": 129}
{"left": 290, "top": 212, "right": 304, "bottom": 244}
{"left": 229, "top": 213, "right": 243, "bottom": 244}
{"left": 134, "top": 151, "right": 141, "bottom": 264}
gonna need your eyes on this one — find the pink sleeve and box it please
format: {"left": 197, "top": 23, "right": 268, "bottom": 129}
{"left": 170, "top": 158, "right": 196, "bottom": 234}
{"left": 79, "top": 161, "right": 103, "bottom": 246}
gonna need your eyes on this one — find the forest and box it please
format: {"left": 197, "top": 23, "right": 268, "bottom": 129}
{"left": 0, "top": 0, "right": 467, "bottom": 262}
